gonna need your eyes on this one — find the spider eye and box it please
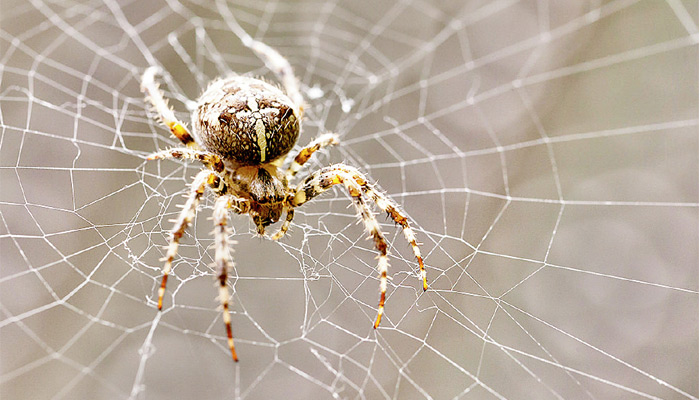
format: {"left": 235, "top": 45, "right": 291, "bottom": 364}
{"left": 218, "top": 111, "right": 233, "bottom": 126}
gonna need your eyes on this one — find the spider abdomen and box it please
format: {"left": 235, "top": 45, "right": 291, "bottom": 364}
{"left": 192, "top": 76, "right": 300, "bottom": 166}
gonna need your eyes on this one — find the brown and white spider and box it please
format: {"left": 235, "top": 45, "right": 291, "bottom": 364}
{"left": 141, "top": 39, "right": 427, "bottom": 362}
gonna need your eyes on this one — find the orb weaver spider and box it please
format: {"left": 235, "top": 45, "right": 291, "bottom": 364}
{"left": 142, "top": 38, "right": 427, "bottom": 362}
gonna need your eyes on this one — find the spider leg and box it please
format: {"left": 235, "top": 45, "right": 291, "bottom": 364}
{"left": 247, "top": 40, "right": 305, "bottom": 116}
{"left": 157, "top": 170, "right": 215, "bottom": 309}
{"left": 271, "top": 208, "right": 295, "bottom": 241}
{"left": 298, "top": 165, "right": 427, "bottom": 291}
{"left": 212, "top": 195, "right": 242, "bottom": 362}
{"left": 285, "top": 133, "right": 339, "bottom": 182}
{"left": 156, "top": 169, "right": 235, "bottom": 311}
{"left": 292, "top": 166, "right": 391, "bottom": 328}
{"left": 142, "top": 66, "right": 199, "bottom": 148}
{"left": 349, "top": 179, "right": 428, "bottom": 292}
{"left": 277, "top": 132, "right": 341, "bottom": 240}
{"left": 148, "top": 148, "right": 225, "bottom": 174}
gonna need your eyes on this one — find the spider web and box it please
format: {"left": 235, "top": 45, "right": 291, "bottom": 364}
{"left": 1, "top": 0, "right": 698, "bottom": 399}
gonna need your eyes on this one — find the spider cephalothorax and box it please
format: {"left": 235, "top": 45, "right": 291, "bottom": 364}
{"left": 230, "top": 164, "right": 286, "bottom": 230}
{"left": 142, "top": 38, "right": 427, "bottom": 362}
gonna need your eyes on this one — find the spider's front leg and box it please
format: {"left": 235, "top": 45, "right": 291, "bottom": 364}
{"left": 212, "top": 195, "right": 246, "bottom": 362}
{"left": 269, "top": 133, "right": 339, "bottom": 241}
{"left": 156, "top": 170, "right": 214, "bottom": 309}
{"left": 155, "top": 170, "right": 236, "bottom": 310}
{"left": 284, "top": 133, "right": 339, "bottom": 182}
{"left": 292, "top": 166, "right": 392, "bottom": 328}
{"left": 293, "top": 164, "right": 428, "bottom": 327}
{"left": 346, "top": 176, "right": 428, "bottom": 291}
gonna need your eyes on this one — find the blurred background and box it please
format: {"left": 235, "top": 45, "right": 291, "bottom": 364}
{"left": 1, "top": 0, "right": 697, "bottom": 399}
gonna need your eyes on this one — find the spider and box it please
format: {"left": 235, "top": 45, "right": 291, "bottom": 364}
{"left": 141, "top": 39, "right": 427, "bottom": 362}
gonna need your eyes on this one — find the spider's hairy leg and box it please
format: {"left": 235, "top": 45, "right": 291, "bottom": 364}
{"left": 292, "top": 167, "right": 390, "bottom": 328}
{"left": 141, "top": 66, "right": 199, "bottom": 148}
{"left": 271, "top": 208, "right": 295, "bottom": 241}
{"left": 212, "top": 195, "right": 241, "bottom": 362}
{"left": 285, "top": 133, "right": 339, "bottom": 182}
{"left": 156, "top": 170, "right": 223, "bottom": 310}
{"left": 299, "top": 165, "right": 428, "bottom": 291}
{"left": 147, "top": 148, "right": 225, "bottom": 174}
{"left": 247, "top": 40, "right": 305, "bottom": 115}
{"left": 353, "top": 183, "right": 427, "bottom": 291}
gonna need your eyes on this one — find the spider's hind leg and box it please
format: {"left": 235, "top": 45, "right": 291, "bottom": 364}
{"left": 147, "top": 148, "right": 225, "bottom": 173}
{"left": 142, "top": 66, "right": 199, "bottom": 148}
{"left": 246, "top": 40, "right": 305, "bottom": 115}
